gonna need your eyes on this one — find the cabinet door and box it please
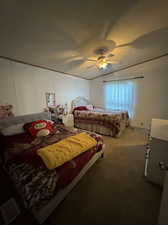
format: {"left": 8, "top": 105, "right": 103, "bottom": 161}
{"left": 158, "top": 171, "right": 168, "bottom": 225}
{"left": 147, "top": 138, "right": 168, "bottom": 186}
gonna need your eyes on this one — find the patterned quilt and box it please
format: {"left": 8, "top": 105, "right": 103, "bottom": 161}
{"left": 2, "top": 124, "right": 103, "bottom": 209}
{"left": 74, "top": 109, "right": 129, "bottom": 137}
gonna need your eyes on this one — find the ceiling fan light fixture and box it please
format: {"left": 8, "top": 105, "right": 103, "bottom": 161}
{"left": 97, "top": 56, "right": 108, "bottom": 69}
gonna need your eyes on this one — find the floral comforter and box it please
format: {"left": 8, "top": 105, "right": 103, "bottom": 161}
{"left": 2, "top": 124, "right": 103, "bottom": 209}
{"left": 74, "top": 109, "right": 129, "bottom": 137}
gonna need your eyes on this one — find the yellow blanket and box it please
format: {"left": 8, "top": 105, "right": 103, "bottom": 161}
{"left": 37, "top": 132, "right": 97, "bottom": 169}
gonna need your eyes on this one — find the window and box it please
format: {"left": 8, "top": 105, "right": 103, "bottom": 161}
{"left": 104, "top": 80, "right": 136, "bottom": 118}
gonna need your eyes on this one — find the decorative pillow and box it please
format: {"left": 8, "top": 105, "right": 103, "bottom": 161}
{"left": 1, "top": 123, "right": 24, "bottom": 136}
{"left": 86, "top": 105, "right": 94, "bottom": 110}
{"left": 24, "top": 120, "right": 53, "bottom": 137}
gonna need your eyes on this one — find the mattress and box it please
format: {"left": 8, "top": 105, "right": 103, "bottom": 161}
{"left": 2, "top": 124, "right": 103, "bottom": 210}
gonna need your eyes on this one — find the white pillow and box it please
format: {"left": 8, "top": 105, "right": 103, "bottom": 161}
{"left": 86, "top": 105, "right": 94, "bottom": 110}
{"left": 1, "top": 123, "right": 24, "bottom": 136}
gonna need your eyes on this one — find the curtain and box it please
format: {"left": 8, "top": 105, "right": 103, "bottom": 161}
{"left": 104, "top": 80, "right": 136, "bottom": 118}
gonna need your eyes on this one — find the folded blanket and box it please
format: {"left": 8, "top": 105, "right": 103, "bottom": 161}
{"left": 37, "top": 132, "right": 97, "bottom": 169}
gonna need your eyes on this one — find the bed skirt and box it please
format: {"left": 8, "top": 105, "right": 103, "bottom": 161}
{"left": 74, "top": 122, "right": 128, "bottom": 137}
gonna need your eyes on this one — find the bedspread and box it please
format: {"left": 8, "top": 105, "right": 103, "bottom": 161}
{"left": 3, "top": 124, "right": 103, "bottom": 209}
{"left": 74, "top": 110, "right": 129, "bottom": 137}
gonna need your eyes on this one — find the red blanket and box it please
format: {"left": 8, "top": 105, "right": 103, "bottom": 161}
{"left": 3, "top": 124, "right": 103, "bottom": 209}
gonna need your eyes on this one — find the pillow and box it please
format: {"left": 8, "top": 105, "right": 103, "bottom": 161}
{"left": 86, "top": 105, "right": 94, "bottom": 110}
{"left": 24, "top": 120, "right": 53, "bottom": 137}
{"left": 23, "top": 119, "right": 53, "bottom": 130}
{"left": 1, "top": 123, "right": 24, "bottom": 136}
{"left": 72, "top": 106, "right": 89, "bottom": 114}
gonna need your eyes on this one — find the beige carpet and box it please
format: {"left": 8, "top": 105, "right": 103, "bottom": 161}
{"left": 47, "top": 128, "right": 161, "bottom": 225}
{"left": 103, "top": 127, "right": 148, "bottom": 148}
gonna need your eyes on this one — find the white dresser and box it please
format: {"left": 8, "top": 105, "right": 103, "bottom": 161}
{"left": 146, "top": 119, "right": 168, "bottom": 186}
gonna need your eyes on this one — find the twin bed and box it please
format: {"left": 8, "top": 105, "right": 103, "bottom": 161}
{"left": 72, "top": 96, "right": 129, "bottom": 137}
{"left": 0, "top": 112, "right": 104, "bottom": 224}
{"left": 0, "top": 97, "right": 129, "bottom": 224}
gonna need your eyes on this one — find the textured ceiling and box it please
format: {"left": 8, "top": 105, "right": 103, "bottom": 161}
{"left": 0, "top": 0, "right": 168, "bottom": 79}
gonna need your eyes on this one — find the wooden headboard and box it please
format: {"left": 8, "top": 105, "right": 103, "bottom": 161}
{"left": 71, "top": 97, "right": 91, "bottom": 111}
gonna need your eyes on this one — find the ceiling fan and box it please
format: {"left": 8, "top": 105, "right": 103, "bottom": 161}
{"left": 60, "top": 46, "right": 119, "bottom": 71}
{"left": 85, "top": 47, "right": 119, "bottom": 70}
{"left": 53, "top": 21, "right": 123, "bottom": 71}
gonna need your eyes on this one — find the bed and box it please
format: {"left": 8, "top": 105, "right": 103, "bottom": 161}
{"left": 72, "top": 96, "right": 129, "bottom": 137}
{"left": 0, "top": 112, "right": 104, "bottom": 224}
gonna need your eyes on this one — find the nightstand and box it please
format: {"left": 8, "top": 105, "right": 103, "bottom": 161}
{"left": 0, "top": 169, "right": 37, "bottom": 225}
{"left": 62, "top": 114, "right": 74, "bottom": 128}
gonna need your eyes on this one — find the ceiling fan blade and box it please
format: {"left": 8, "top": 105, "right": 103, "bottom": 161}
{"left": 48, "top": 50, "right": 81, "bottom": 62}
{"left": 107, "top": 61, "right": 119, "bottom": 64}
{"left": 87, "top": 65, "right": 95, "bottom": 69}
{"left": 75, "top": 60, "right": 94, "bottom": 70}
{"left": 107, "top": 53, "right": 115, "bottom": 58}
{"left": 64, "top": 59, "right": 86, "bottom": 70}
{"left": 65, "top": 56, "right": 83, "bottom": 63}
{"left": 86, "top": 58, "right": 97, "bottom": 62}
{"left": 115, "top": 43, "right": 131, "bottom": 48}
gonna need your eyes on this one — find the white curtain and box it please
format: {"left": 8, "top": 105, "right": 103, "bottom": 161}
{"left": 104, "top": 79, "right": 136, "bottom": 118}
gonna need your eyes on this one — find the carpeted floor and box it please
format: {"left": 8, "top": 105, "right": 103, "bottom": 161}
{"left": 47, "top": 128, "right": 162, "bottom": 225}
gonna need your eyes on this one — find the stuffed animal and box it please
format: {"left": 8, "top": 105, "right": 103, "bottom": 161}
{"left": 0, "top": 104, "right": 14, "bottom": 119}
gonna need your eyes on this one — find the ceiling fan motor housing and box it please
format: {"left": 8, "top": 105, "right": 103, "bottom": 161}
{"left": 95, "top": 47, "right": 109, "bottom": 55}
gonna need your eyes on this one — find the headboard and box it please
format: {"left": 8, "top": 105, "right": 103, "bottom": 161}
{"left": 71, "top": 97, "right": 91, "bottom": 111}
{"left": 0, "top": 112, "right": 51, "bottom": 129}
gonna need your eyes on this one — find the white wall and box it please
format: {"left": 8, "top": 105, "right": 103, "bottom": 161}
{"left": 0, "top": 58, "right": 90, "bottom": 116}
{"left": 1, "top": 56, "right": 167, "bottom": 128}
{"left": 90, "top": 56, "right": 168, "bottom": 128}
